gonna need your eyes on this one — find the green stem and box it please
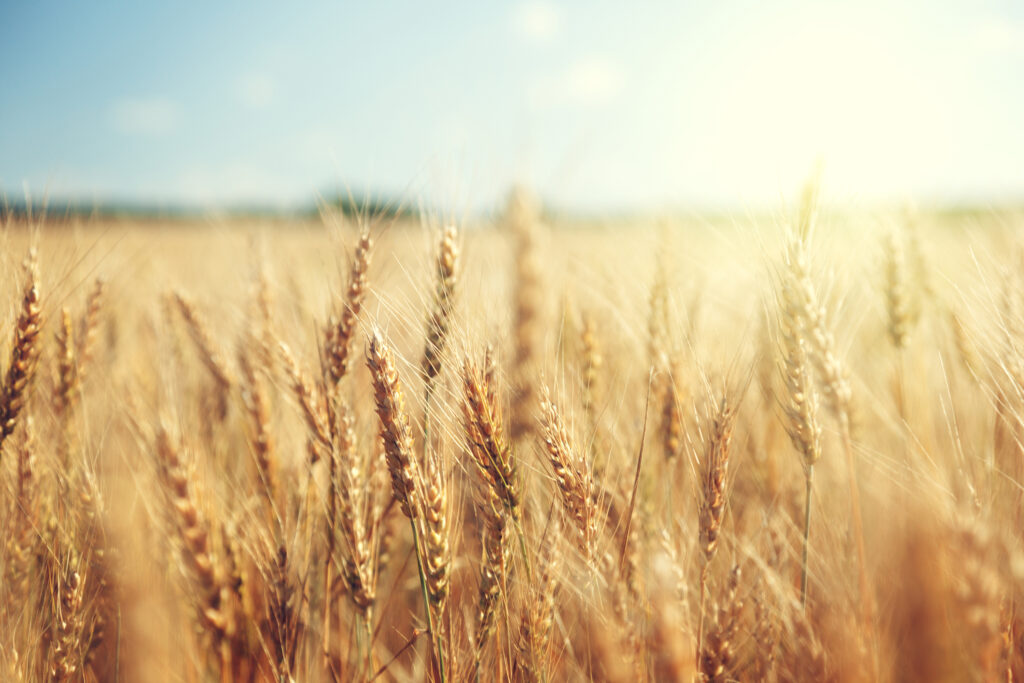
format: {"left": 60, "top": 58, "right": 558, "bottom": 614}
{"left": 409, "top": 517, "right": 445, "bottom": 683}
{"left": 896, "top": 349, "right": 911, "bottom": 474}
{"left": 513, "top": 518, "right": 533, "bottom": 583}
{"left": 362, "top": 610, "right": 374, "bottom": 682}
{"left": 696, "top": 564, "right": 708, "bottom": 671}
{"left": 840, "top": 414, "right": 874, "bottom": 642}
{"left": 801, "top": 465, "right": 814, "bottom": 608}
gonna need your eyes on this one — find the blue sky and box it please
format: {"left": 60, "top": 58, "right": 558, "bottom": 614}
{"left": 2, "top": 1, "right": 1022, "bottom": 212}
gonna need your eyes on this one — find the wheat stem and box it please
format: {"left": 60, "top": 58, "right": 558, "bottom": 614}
{"left": 801, "top": 465, "right": 814, "bottom": 609}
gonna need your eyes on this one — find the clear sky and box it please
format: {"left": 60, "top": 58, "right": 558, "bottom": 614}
{"left": 2, "top": 0, "right": 1022, "bottom": 212}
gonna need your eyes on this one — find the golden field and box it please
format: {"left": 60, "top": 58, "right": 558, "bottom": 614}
{"left": 1, "top": 194, "right": 1023, "bottom": 681}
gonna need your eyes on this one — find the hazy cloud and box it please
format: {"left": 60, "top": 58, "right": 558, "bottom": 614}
{"left": 565, "top": 58, "right": 624, "bottom": 103}
{"left": 529, "top": 56, "right": 624, "bottom": 108}
{"left": 512, "top": 2, "right": 562, "bottom": 41}
{"left": 970, "top": 18, "right": 1024, "bottom": 56}
{"left": 175, "top": 163, "right": 303, "bottom": 206}
{"left": 237, "top": 73, "right": 277, "bottom": 109}
{"left": 110, "top": 97, "right": 180, "bottom": 135}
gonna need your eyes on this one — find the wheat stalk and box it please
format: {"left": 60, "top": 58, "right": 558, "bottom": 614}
{"left": 699, "top": 565, "right": 742, "bottom": 683}
{"left": 508, "top": 189, "right": 541, "bottom": 447}
{"left": 75, "top": 277, "right": 105, "bottom": 378}
{"left": 540, "top": 384, "right": 596, "bottom": 560}
{"left": 0, "top": 250, "right": 43, "bottom": 455}
{"left": 696, "top": 395, "right": 736, "bottom": 663}
{"left": 461, "top": 355, "right": 520, "bottom": 518}
{"left": 366, "top": 331, "right": 419, "bottom": 520}
{"left": 422, "top": 225, "right": 459, "bottom": 394}
{"left": 365, "top": 330, "right": 446, "bottom": 681}
{"left": 325, "top": 227, "right": 372, "bottom": 385}
{"left": 154, "top": 428, "right": 234, "bottom": 669}
{"left": 778, "top": 238, "right": 822, "bottom": 608}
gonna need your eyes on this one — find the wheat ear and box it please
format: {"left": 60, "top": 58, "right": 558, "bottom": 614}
{"left": 422, "top": 225, "right": 459, "bottom": 395}
{"left": 779, "top": 243, "right": 822, "bottom": 608}
{"left": 539, "top": 384, "right": 596, "bottom": 560}
{"left": 325, "top": 228, "right": 372, "bottom": 385}
{"left": 0, "top": 250, "right": 43, "bottom": 455}
{"left": 365, "top": 330, "right": 446, "bottom": 681}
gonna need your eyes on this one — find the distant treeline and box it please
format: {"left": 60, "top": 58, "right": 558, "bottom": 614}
{"left": 1, "top": 192, "right": 1019, "bottom": 225}
{"left": 1, "top": 192, "right": 415, "bottom": 222}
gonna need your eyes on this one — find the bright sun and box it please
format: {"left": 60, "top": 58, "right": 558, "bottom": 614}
{"left": 703, "top": 5, "right": 951, "bottom": 202}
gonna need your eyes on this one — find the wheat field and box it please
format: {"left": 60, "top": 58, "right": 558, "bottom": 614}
{"left": 0, "top": 190, "right": 1022, "bottom": 682}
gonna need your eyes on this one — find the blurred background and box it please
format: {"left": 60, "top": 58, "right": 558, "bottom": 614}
{"left": 2, "top": 0, "right": 1022, "bottom": 217}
